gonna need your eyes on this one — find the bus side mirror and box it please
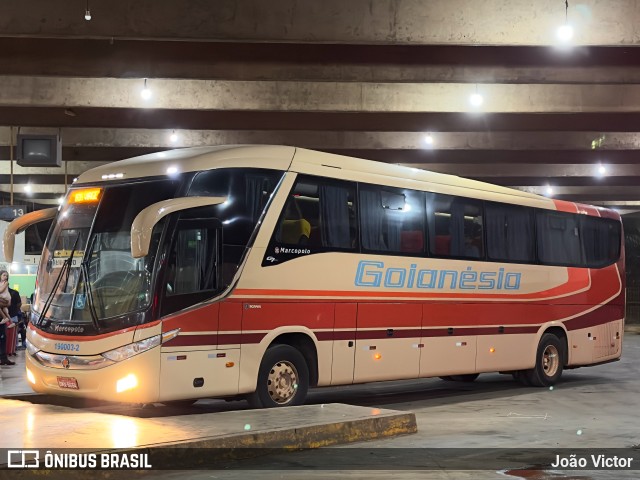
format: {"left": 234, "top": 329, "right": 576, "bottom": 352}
{"left": 3, "top": 207, "right": 58, "bottom": 262}
{"left": 130, "top": 196, "right": 227, "bottom": 258}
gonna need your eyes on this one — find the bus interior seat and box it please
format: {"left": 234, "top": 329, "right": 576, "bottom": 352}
{"left": 434, "top": 235, "right": 451, "bottom": 255}
{"left": 400, "top": 230, "right": 424, "bottom": 253}
{"left": 308, "top": 226, "right": 322, "bottom": 246}
{"left": 280, "top": 218, "right": 311, "bottom": 244}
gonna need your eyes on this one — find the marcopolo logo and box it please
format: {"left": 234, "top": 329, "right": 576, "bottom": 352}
{"left": 354, "top": 260, "right": 522, "bottom": 291}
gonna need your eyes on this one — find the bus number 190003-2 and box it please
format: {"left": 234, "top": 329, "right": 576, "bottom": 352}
{"left": 55, "top": 343, "right": 80, "bottom": 352}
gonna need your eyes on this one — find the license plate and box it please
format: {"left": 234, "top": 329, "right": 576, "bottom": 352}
{"left": 57, "top": 376, "right": 79, "bottom": 390}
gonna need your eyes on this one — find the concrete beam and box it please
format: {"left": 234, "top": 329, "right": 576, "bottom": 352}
{"left": 0, "top": 184, "right": 65, "bottom": 194}
{"left": 1, "top": 0, "right": 639, "bottom": 46}
{"left": 0, "top": 161, "right": 106, "bottom": 176}
{"left": 3, "top": 76, "right": 640, "bottom": 113}
{"left": 4, "top": 39, "right": 640, "bottom": 84}
{"left": 1, "top": 127, "right": 640, "bottom": 151}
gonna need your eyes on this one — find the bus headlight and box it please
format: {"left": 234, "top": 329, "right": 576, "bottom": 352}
{"left": 25, "top": 339, "right": 40, "bottom": 356}
{"left": 116, "top": 374, "right": 138, "bottom": 393}
{"left": 26, "top": 367, "right": 36, "bottom": 385}
{"left": 101, "top": 328, "right": 180, "bottom": 362}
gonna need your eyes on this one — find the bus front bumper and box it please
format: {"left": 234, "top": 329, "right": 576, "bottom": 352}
{"left": 25, "top": 347, "right": 161, "bottom": 404}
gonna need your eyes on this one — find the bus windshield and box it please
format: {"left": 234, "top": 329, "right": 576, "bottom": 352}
{"left": 34, "top": 179, "right": 181, "bottom": 329}
{"left": 33, "top": 167, "right": 285, "bottom": 333}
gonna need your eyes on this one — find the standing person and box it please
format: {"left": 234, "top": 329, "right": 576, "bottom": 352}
{"left": 0, "top": 320, "right": 14, "bottom": 365}
{"left": 0, "top": 271, "right": 13, "bottom": 325}
{"left": 7, "top": 284, "right": 22, "bottom": 356}
{"left": 0, "top": 273, "right": 14, "bottom": 366}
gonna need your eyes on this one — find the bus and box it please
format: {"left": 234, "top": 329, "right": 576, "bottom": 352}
{"left": 5, "top": 145, "right": 624, "bottom": 408}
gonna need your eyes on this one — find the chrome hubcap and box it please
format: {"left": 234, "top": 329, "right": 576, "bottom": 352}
{"left": 542, "top": 345, "right": 559, "bottom": 377}
{"left": 267, "top": 360, "right": 299, "bottom": 405}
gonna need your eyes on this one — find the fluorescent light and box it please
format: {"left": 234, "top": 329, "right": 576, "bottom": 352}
{"left": 557, "top": 24, "right": 574, "bottom": 42}
{"left": 424, "top": 133, "right": 434, "bottom": 145}
{"left": 141, "top": 78, "right": 152, "bottom": 100}
{"left": 469, "top": 93, "right": 483, "bottom": 107}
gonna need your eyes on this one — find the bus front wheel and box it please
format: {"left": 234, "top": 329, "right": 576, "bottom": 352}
{"left": 526, "top": 333, "right": 564, "bottom": 387}
{"left": 248, "top": 344, "right": 310, "bottom": 408}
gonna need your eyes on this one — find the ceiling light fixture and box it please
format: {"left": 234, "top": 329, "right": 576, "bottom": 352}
{"left": 141, "top": 78, "right": 152, "bottom": 100}
{"left": 597, "top": 163, "right": 607, "bottom": 176}
{"left": 556, "top": 0, "right": 574, "bottom": 43}
{"left": 469, "top": 84, "right": 483, "bottom": 107}
{"left": 84, "top": 0, "right": 92, "bottom": 21}
{"left": 170, "top": 130, "right": 178, "bottom": 143}
{"left": 545, "top": 185, "right": 554, "bottom": 196}
{"left": 24, "top": 183, "right": 32, "bottom": 194}
{"left": 424, "top": 133, "right": 434, "bottom": 146}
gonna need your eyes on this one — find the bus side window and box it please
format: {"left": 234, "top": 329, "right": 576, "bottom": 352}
{"left": 161, "top": 219, "right": 222, "bottom": 317}
{"left": 580, "top": 216, "right": 621, "bottom": 268}
{"left": 360, "top": 185, "right": 425, "bottom": 255}
{"left": 485, "top": 203, "right": 535, "bottom": 263}
{"left": 275, "top": 177, "right": 357, "bottom": 250}
{"left": 536, "top": 211, "right": 582, "bottom": 266}
{"left": 427, "top": 193, "right": 484, "bottom": 260}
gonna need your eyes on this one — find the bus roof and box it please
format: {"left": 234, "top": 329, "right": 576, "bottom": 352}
{"left": 75, "top": 144, "right": 617, "bottom": 217}
{"left": 76, "top": 145, "right": 296, "bottom": 184}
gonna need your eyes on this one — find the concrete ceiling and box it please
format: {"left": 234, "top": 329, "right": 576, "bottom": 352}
{"left": 1, "top": 0, "right": 640, "bottom": 212}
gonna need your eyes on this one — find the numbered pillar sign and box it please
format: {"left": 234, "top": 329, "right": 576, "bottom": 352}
{"left": 0, "top": 205, "right": 26, "bottom": 221}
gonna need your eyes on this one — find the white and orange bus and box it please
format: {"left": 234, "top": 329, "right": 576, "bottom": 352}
{"left": 5, "top": 145, "right": 624, "bottom": 407}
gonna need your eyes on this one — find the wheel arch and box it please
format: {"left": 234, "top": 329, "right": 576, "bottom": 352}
{"left": 537, "top": 323, "right": 569, "bottom": 366}
{"left": 238, "top": 326, "right": 320, "bottom": 394}
{"left": 268, "top": 331, "right": 319, "bottom": 387}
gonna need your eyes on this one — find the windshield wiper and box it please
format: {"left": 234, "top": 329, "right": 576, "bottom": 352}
{"left": 80, "top": 259, "right": 101, "bottom": 332}
{"left": 37, "top": 234, "right": 81, "bottom": 325}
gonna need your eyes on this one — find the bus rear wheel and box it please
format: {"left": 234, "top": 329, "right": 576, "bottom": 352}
{"left": 248, "top": 344, "right": 309, "bottom": 409}
{"left": 525, "top": 333, "right": 564, "bottom": 387}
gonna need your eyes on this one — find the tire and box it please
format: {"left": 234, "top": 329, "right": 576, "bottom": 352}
{"left": 440, "top": 374, "right": 479, "bottom": 382}
{"left": 513, "top": 370, "right": 532, "bottom": 386}
{"left": 525, "top": 333, "right": 564, "bottom": 387}
{"left": 247, "top": 344, "right": 310, "bottom": 408}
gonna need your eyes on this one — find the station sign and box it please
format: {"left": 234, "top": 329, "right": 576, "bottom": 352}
{"left": 0, "top": 205, "right": 26, "bottom": 221}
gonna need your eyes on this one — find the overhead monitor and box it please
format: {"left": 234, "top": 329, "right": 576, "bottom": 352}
{"left": 16, "top": 133, "right": 62, "bottom": 167}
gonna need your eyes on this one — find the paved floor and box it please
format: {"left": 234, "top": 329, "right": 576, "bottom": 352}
{"left": 2, "top": 331, "right": 639, "bottom": 479}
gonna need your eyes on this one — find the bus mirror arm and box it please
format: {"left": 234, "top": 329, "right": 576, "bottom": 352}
{"left": 3, "top": 207, "right": 58, "bottom": 263}
{"left": 131, "top": 196, "right": 227, "bottom": 258}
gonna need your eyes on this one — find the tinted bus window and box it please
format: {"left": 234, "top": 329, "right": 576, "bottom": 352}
{"left": 275, "top": 176, "right": 357, "bottom": 250}
{"left": 427, "top": 193, "right": 484, "bottom": 259}
{"left": 359, "top": 186, "right": 425, "bottom": 255}
{"left": 485, "top": 203, "right": 535, "bottom": 263}
{"left": 188, "top": 168, "right": 283, "bottom": 287}
{"left": 581, "top": 216, "right": 621, "bottom": 267}
{"left": 536, "top": 211, "right": 582, "bottom": 266}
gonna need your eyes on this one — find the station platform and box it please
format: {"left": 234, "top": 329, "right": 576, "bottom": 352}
{"left": 0, "top": 349, "right": 416, "bottom": 465}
